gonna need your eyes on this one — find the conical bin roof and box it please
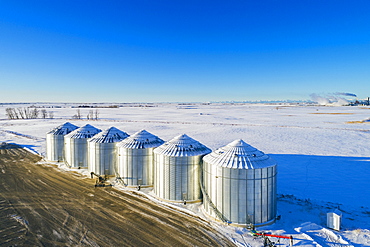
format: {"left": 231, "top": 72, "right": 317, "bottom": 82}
{"left": 64, "top": 124, "right": 101, "bottom": 139}
{"left": 88, "top": 127, "right": 129, "bottom": 143}
{"left": 202, "top": 139, "right": 276, "bottom": 169}
{"left": 154, "top": 134, "right": 211, "bottom": 157}
{"left": 47, "top": 122, "right": 79, "bottom": 135}
{"left": 116, "top": 129, "right": 164, "bottom": 149}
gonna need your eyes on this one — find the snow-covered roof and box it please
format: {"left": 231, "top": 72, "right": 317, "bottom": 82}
{"left": 328, "top": 209, "right": 343, "bottom": 216}
{"left": 47, "top": 122, "right": 79, "bottom": 135}
{"left": 88, "top": 127, "right": 129, "bottom": 143}
{"left": 153, "top": 134, "right": 211, "bottom": 157}
{"left": 116, "top": 129, "right": 164, "bottom": 149}
{"left": 64, "top": 124, "right": 101, "bottom": 139}
{"left": 202, "top": 139, "right": 276, "bottom": 169}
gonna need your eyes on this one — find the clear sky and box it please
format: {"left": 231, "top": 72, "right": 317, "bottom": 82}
{"left": 1, "top": 1, "right": 369, "bottom": 103}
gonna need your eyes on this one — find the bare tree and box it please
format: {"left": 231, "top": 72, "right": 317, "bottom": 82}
{"left": 48, "top": 111, "right": 54, "bottom": 119}
{"left": 17, "top": 108, "right": 25, "bottom": 119}
{"left": 87, "top": 110, "right": 94, "bottom": 120}
{"left": 41, "top": 109, "right": 48, "bottom": 119}
{"left": 30, "top": 108, "right": 39, "bottom": 119}
{"left": 13, "top": 109, "right": 19, "bottom": 119}
{"left": 94, "top": 109, "right": 99, "bottom": 120}
{"left": 73, "top": 109, "right": 82, "bottom": 119}
{"left": 24, "top": 108, "right": 30, "bottom": 119}
{"left": 5, "top": 108, "right": 15, "bottom": 119}
{"left": 5, "top": 108, "right": 11, "bottom": 119}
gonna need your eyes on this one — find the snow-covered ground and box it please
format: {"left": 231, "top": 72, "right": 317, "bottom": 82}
{"left": 1, "top": 103, "right": 369, "bottom": 246}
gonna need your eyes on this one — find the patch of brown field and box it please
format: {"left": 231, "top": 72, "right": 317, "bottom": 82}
{"left": 0, "top": 144, "right": 235, "bottom": 247}
{"left": 277, "top": 105, "right": 291, "bottom": 107}
{"left": 310, "top": 113, "right": 354, "bottom": 115}
{"left": 346, "top": 121, "right": 370, "bottom": 124}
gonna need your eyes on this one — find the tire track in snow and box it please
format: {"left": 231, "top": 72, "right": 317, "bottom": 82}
{"left": 0, "top": 145, "right": 235, "bottom": 246}
{"left": 295, "top": 222, "right": 354, "bottom": 247}
{"left": 0, "top": 129, "right": 45, "bottom": 141}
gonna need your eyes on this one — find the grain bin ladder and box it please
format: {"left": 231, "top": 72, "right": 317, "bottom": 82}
{"left": 199, "top": 170, "right": 230, "bottom": 224}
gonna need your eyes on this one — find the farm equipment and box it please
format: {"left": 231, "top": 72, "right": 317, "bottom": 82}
{"left": 90, "top": 172, "right": 112, "bottom": 187}
{"left": 250, "top": 230, "right": 294, "bottom": 247}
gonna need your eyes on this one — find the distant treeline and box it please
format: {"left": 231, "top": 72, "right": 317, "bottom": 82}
{"left": 5, "top": 107, "right": 54, "bottom": 119}
{"left": 74, "top": 104, "right": 158, "bottom": 108}
{"left": 75, "top": 105, "right": 119, "bottom": 108}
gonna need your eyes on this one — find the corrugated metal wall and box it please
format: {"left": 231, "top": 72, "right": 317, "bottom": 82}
{"left": 116, "top": 147, "right": 154, "bottom": 186}
{"left": 64, "top": 137, "right": 89, "bottom": 168}
{"left": 202, "top": 162, "right": 277, "bottom": 225}
{"left": 88, "top": 142, "right": 116, "bottom": 175}
{"left": 46, "top": 134, "right": 64, "bottom": 161}
{"left": 153, "top": 154, "right": 203, "bottom": 202}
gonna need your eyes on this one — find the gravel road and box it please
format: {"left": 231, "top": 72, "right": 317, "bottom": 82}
{"left": 0, "top": 144, "right": 234, "bottom": 247}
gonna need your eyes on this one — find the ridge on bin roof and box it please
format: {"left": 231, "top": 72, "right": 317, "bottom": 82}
{"left": 203, "top": 139, "right": 276, "bottom": 169}
{"left": 154, "top": 134, "right": 211, "bottom": 157}
{"left": 116, "top": 129, "right": 163, "bottom": 149}
{"left": 47, "top": 122, "right": 79, "bottom": 136}
{"left": 65, "top": 124, "right": 101, "bottom": 139}
{"left": 89, "top": 127, "right": 129, "bottom": 143}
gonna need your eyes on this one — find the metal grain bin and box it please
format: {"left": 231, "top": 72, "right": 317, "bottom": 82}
{"left": 202, "top": 139, "right": 277, "bottom": 226}
{"left": 46, "top": 122, "right": 78, "bottom": 161}
{"left": 64, "top": 124, "right": 101, "bottom": 168}
{"left": 88, "top": 127, "right": 129, "bottom": 176}
{"left": 116, "top": 129, "right": 164, "bottom": 187}
{"left": 153, "top": 134, "right": 211, "bottom": 203}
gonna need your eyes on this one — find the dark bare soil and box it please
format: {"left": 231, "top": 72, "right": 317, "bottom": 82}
{"left": 0, "top": 144, "right": 234, "bottom": 247}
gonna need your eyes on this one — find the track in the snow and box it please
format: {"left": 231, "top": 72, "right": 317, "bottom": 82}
{"left": 0, "top": 144, "right": 234, "bottom": 247}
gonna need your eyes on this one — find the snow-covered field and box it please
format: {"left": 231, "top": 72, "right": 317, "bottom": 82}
{"left": 1, "top": 102, "right": 369, "bottom": 246}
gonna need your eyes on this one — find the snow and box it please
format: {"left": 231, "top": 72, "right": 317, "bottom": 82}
{"left": 1, "top": 102, "right": 370, "bottom": 246}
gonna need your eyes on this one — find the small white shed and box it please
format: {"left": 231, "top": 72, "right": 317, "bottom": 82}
{"left": 327, "top": 209, "right": 342, "bottom": 231}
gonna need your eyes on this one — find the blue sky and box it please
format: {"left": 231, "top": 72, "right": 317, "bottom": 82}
{"left": 1, "top": 1, "right": 369, "bottom": 102}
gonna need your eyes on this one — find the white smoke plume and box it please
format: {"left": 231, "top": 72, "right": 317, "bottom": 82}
{"left": 310, "top": 93, "right": 350, "bottom": 106}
